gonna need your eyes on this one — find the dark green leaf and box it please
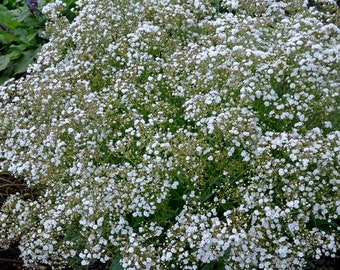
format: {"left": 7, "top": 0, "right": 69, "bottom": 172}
{"left": 26, "top": 31, "right": 38, "bottom": 43}
{"left": 7, "top": 45, "right": 23, "bottom": 60}
{"left": 13, "top": 45, "right": 41, "bottom": 75}
{"left": 0, "top": 28, "right": 22, "bottom": 44}
{"left": 12, "top": 28, "right": 37, "bottom": 44}
{"left": 202, "top": 263, "right": 214, "bottom": 270}
{"left": 0, "top": 75, "right": 10, "bottom": 85}
{"left": 0, "top": 55, "right": 10, "bottom": 71}
{"left": 110, "top": 254, "right": 124, "bottom": 270}
{"left": 0, "top": 5, "right": 24, "bottom": 29}
{"left": 12, "top": 7, "right": 31, "bottom": 23}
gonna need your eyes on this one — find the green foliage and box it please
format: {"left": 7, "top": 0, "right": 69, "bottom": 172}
{"left": 0, "top": 0, "right": 77, "bottom": 84}
{"left": 0, "top": 0, "right": 47, "bottom": 84}
{"left": 110, "top": 254, "right": 124, "bottom": 270}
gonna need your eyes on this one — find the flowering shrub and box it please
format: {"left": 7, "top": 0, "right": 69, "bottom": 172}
{"left": 0, "top": 0, "right": 339, "bottom": 269}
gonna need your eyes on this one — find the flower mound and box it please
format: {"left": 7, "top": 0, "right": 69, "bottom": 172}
{"left": 0, "top": 0, "right": 339, "bottom": 269}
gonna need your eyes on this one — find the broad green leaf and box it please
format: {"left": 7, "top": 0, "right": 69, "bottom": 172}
{"left": 13, "top": 45, "right": 41, "bottom": 75}
{"left": 0, "top": 55, "right": 10, "bottom": 71}
{"left": 0, "top": 5, "right": 24, "bottom": 29}
{"left": 110, "top": 254, "right": 124, "bottom": 270}
{"left": 16, "top": 4, "right": 45, "bottom": 26}
{"left": 0, "top": 58, "right": 15, "bottom": 82}
{"left": 12, "top": 6, "right": 32, "bottom": 25}
{"left": 1, "top": 0, "right": 20, "bottom": 9}
{"left": 13, "top": 28, "right": 37, "bottom": 44}
{"left": 0, "top": 74, "right": 10, "bottom": 85}
{"left": 0, "top": 28, "right": 22, "bottom": 44}
{"left": 7, "top": 45, "right": 25, "bottom": 60}
{"left": 26, "top": 31, "right": 38, "bottom": 44}
{"left": 201, "top": 263, "right": 214, "bottom": 270}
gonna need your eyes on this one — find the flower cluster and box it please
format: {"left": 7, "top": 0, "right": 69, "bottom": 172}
{"left": 0, "top": 0, "right": 339, "bottom": 269}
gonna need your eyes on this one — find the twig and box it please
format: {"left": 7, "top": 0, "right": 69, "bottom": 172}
{"left": 0, "top": 183, "right": 26, "bottom": 188}
{"left": 0, "top": 258, "right": 23, "bottom": 263}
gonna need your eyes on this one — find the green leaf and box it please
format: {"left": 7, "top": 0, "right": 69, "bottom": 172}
{"left": 21, "top": 6, "right": 46, "bottom": 26}
{"left": 12, "top": 6, "right": 31, "bottom": 22}
{"left": 110, "top": 254, "right": 124, "bottom": 270}
{"left": 12, "top": 28, "right": 37, "bottom": 44}
{"left": 0, "top": 28, "right": 22, "bottom": 44}
{"left": 0, "top": 75, "right": 10, "bottom": 85}
{"left": 0, "top": 59, "right": 15, "bottom": 84}
{"left": 202, "top": 263, "right": 214, "bottom": 270}
{"left": 0, "top": 55, "right": 10, "bottom": 71}
{"left": 1, "top": 0, "right": 20, "bottom": 9}
{"left": 7, "top": 45, "right": 24, "bottom": 60}
{"left": 0, "top": 5, "right": 24, "bottom": 29}
{"left": 13, "top": 45, "right": 41, "bottom": 75}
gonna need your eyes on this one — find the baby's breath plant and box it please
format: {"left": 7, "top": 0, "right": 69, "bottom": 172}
{"left": 0, "top": 0, "right": 339, "bottom": 269}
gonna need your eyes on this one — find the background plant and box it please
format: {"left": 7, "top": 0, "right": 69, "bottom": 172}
{"left": 0, "top": 0, "right": 339, "bottom": 269}
{"left": 0, "top": 0, "right": 76, "bottom": 84}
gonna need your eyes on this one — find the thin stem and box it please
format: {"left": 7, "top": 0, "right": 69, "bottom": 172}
{"left": 0, "top": 258, "right": 23, "bottom": 263}
{"left": 0, "top": 183, "right": 26, "bottom": 188}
